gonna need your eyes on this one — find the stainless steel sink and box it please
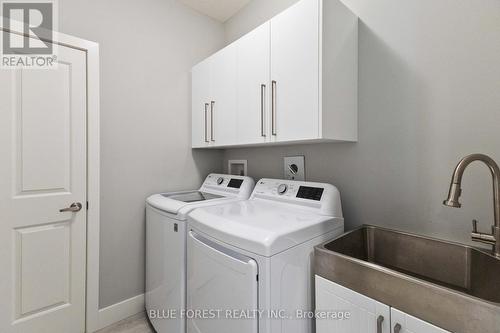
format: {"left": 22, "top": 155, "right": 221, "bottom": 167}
{"left": 315, "top": 225, "right": 500, "bottom": 333}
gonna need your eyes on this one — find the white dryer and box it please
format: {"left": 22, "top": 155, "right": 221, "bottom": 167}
{"left": 186, "top": 178, "right": 344, "bottom": 333}
{"left": 146, "top": 173, "right": 254, "bottom": 333}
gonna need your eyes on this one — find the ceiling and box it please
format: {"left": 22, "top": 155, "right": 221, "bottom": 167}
{"left": 180, "top": 0, "right": 252, "bottom": 22}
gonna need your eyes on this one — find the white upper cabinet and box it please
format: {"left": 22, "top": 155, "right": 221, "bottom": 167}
{"left": 192, "top": 59, "right": 211, "bottom": 148}
{"left": 236, "top": 22, "right": 271, "bottom": 145}
{"left": 210, "top": 44, "right": 238, "bottom": 146}
{"left": 270, "top": 0, "right": 320, "bottom": 142}
{"left": 191, "top": 45, "right": 238, "bottom": 147}
{"left": 192, "top": 0, "right": 358, "bottom": 148}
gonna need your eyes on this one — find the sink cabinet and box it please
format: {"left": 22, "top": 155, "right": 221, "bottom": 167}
{"left": 191, "top": 0, "right": 358, "bottom": 148}
{"left": 390, "top": 308, "right": 451, "bottom": 333}
{"left": 315, "top": 276, "right": 452, "bottom": 333}
{"left": 316, "top": 275, "right": 390, "bottom": 333}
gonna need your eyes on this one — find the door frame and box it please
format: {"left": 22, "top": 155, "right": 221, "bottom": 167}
{"left": 0, "top": 26, "right": 101, "bottom": 332}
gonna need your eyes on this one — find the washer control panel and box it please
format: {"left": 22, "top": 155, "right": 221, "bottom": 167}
{"left": 204, "top": 175, "right": 245, "bottom": 188}
{"left": 200, "top": 174, "right": 255, "bottom": 198}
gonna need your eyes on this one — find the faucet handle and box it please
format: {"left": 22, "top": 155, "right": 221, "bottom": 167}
{"left": 472, "top": 219, "right": 479, "bottom": 233}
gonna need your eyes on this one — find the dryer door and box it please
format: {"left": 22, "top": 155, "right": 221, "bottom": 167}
{"left": 187, "top": 230, "right": 258, "bottom": 333}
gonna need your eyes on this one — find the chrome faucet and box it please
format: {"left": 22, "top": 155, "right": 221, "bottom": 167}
{"left": 443, "top": 154, "right": 500, "bottom": 258}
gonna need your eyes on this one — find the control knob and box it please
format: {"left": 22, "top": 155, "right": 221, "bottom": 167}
{"left": 277, "top": 184, "right": 288, "bottom": 195}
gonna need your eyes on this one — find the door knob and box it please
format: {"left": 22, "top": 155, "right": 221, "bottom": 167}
{"left": 59, "top": 202, "right": 83, "bottom": 213}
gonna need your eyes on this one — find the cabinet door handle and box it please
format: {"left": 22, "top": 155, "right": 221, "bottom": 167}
{"left": 271, "top": 80, "right": 277, "bottom": 135}
{"left": 210, "top": 101, "right": 215, "bottom": 142}
{"left": 261, "top": 84, "right": 266, "bottom": 137}
{"left": 394, "top": 323, "right": 402, "bottom": 333}
{"left": 204, "top": 103, "right": 209, "bottom": 143}
{"left": 377, "top": 315, "right": 384, "bottom": 333}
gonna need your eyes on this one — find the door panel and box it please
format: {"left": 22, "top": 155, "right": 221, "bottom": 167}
{"left": 18, "top": 65, "right": 71, "bottom": 193}
{"left": 315, "top": 276, "right": 391, "bottom": 333}
{"left": 236, "top": 22, "right": 270, "bottom": 144}
{"left": 187, "top": 231, "right": 258, "bottom": 333}
{"left": 210, "top": 45, "right": 237, "bottom": 146}
{"left": 16, "top": 223, "right": 70, "bottom": 317}
{"left": 391, "top": 309, "right": 451, "bottom": 333}
{"left": 0, "top": 39, "right": 87, "bottom": 333}
{"left": 192, "top": 59, "right": 211, "bottom": 148}
{"left": 270, "top": 0, "right": 320, "bottom": 141}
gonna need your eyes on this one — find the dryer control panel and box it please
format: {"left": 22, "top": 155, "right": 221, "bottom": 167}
{"left": 296, "top": 186, "right": 324, "bottom": 201}
{"left": 251, "top": 179, "right": 343, "bottom": 217}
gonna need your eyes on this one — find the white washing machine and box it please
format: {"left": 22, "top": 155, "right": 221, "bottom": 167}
{"left": 186, "top": 178, "right": 344, "bottom": 333}
{"left": 146, "top": 173, "right": 255, "bottom": 333}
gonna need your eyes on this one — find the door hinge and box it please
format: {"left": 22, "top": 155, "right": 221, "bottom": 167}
{"left": 256, "top": 274, "right": 259, "bottom": 282}
{"left": 86, "top": 201, "right": 89, "bottom": 210}
{"left": 174, "top": 223, "right": 178, "bottom": 232}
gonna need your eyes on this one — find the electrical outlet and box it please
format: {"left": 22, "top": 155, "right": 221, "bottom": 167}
{"left": 284, "top": 156, "right": 305, "bottom": 181}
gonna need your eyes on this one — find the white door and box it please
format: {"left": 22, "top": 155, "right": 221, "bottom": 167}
{"left": 192, "top": 58, "right": 211, "bottom": 148}
{"left": 210, "top": 44, "right": 237, "bottom": 146}
{"left": 236, "top": 22, "right": 270, "bottom": 144}
{"left": 391, "top": 308, "right": 451, "bottom": 333}
{"left": 187, "top": 231, "right": 258, "bottom": 333}
{"left": 0, "top": 40, "right": 87, "bottom": 333}
{"left": 315, "top": 276, "right": 391, "bottom": 333}
{"left": 270, "top": 0, "right": 320, "bottom": 142}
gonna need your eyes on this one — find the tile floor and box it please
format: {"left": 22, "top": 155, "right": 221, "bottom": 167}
{"left": 96, "top": 312, "right": 155, "bottom": 333}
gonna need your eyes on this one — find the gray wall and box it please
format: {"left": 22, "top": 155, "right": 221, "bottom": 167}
{"left": 60, "top": 0, "right": 225, "bottom": 307}
{"left": 223, "top": 0, "right": 500, "bottom": 246}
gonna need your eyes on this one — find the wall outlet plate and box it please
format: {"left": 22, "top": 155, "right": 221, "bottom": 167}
{"left": 228, "top": 159, "right": 248, "bottom": 176}
{"left": 284, "top": 156, "right": 305, "bottom": 181}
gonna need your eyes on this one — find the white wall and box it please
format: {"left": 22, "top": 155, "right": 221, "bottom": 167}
{"left": 60, "top": 0, "right": 225, "bottom": 307}
{"left": 223, "top": 0, "right": 500, "bottom": 246}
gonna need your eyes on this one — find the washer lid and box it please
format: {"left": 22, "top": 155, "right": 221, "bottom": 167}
{"left": 162, "top": 191, "right": 223, "bottom": 203}
{"left": 147, "top": 191, "right": 226, "bottom": 215}
{"left": 187, "top": 199, "right": 344, "bottom": 257}
{"left": 146, "top": 174, "right": 255, "bottom": 216}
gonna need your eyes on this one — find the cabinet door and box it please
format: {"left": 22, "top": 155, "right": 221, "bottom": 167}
{"left": 390, "top": 309, "right": 451, "bottom": 333}
{"left": 210, "top": 44, "right": 237, "bottom": 146}
{"left": 270, "top": 0, "right": 320, "bottom": 142}
{"left": 315, "top": 276, "right": 391, "bottom": 333}
{"left": 192, "top": 59, "right": 211, "bottom": 148}
{"left": 236, "top": 22, "right": 271, "bottom": 144}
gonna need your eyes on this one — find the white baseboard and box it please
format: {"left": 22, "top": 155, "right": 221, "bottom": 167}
{"left": 92, "top": 294, "right": 145, "bottom": 332}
